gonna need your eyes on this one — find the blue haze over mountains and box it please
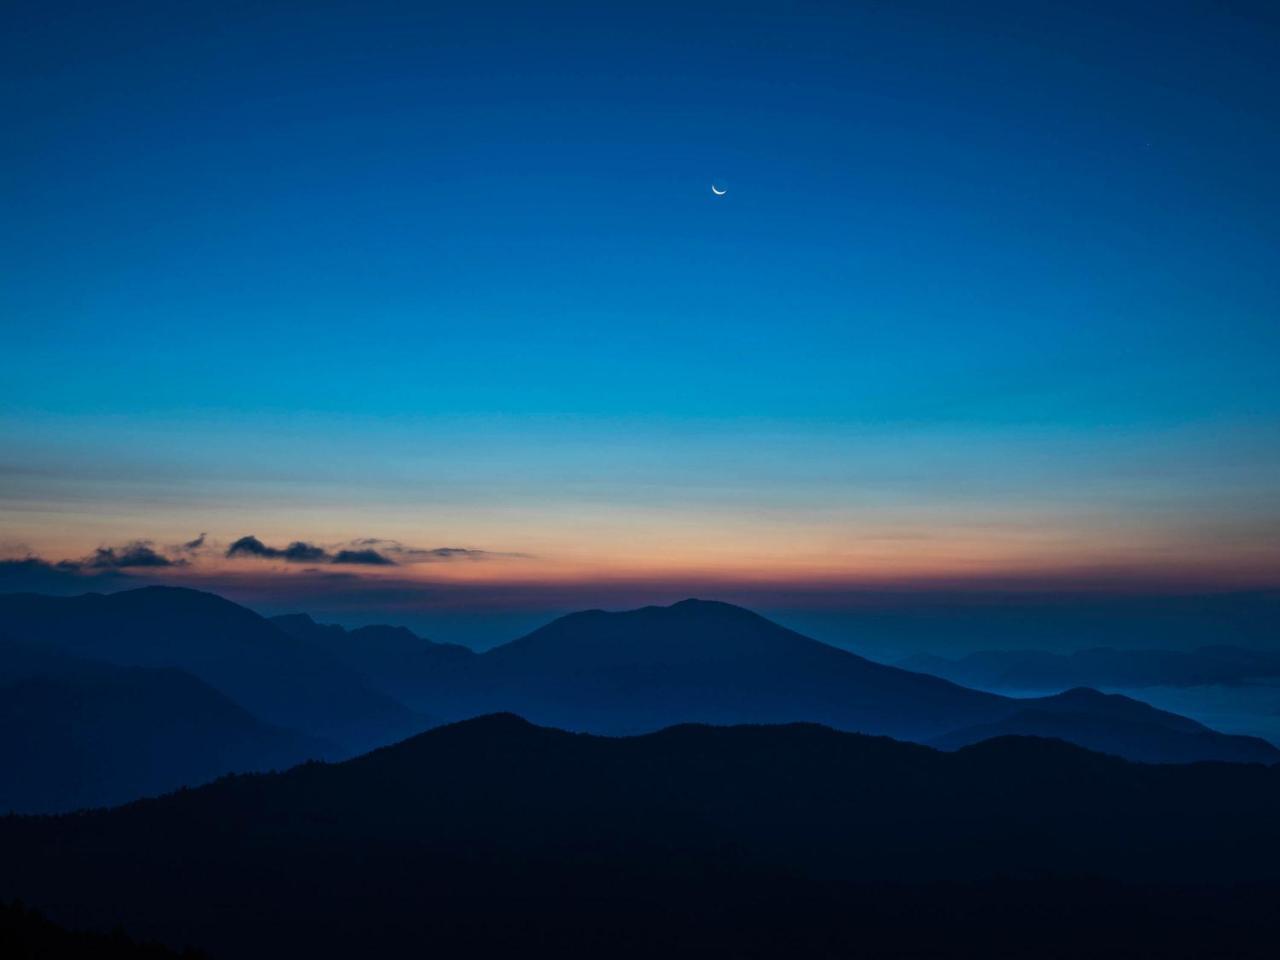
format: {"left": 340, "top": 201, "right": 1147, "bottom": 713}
{"left": 3, "top": 584, "right": 1280, "bottom": 957}
{"left": 2, "top": 585, "right": 1278, "bottom": 814}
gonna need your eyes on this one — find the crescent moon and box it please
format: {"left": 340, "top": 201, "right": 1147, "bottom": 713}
{"left": 711, "top": 184, "right": 726, "bottom": 196}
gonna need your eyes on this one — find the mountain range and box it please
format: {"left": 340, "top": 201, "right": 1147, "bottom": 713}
{"left": 3, "top": 714, "right": 1279, "bottom": 958}
{"left": 0, "top": 588, "right": 427, "bottom": 755}
{"left": 0, "top": 637, "right": 323, "bottom": 813}
{"left": 4, "top": 586, "right": 1280, "bottom": 955}
{"left": 275, "top": 596, "right": 1279, "bottom": 763}
{"left": 2, "top": 586, "right": 1277, "bottom": 814}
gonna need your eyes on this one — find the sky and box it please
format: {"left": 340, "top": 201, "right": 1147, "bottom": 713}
{"left": 2, "top": 1, "right": 1279, "bottom": 645}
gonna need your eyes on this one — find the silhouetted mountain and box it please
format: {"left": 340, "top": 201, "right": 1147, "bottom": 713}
{"left": 412, "top": 599, "right": 1014, "bottom": 737}
{"left": 902, "top": 645, "right": 1280, "bottom": 691}
{"left": 4, "top": 715, "right": 1280, "bottom": 958}
{"left": 0, "top": 638, "right": 326, "bottom": 814}
{"left": 384, "top": 598, "right": 1278, "bottom": 761}
{"left": 270, "top": 613, "right": 475, "bottom": 704}
{"left": 6, "top": 589, "right": 1273, "bottom": 773}
{"left": 1024, "top": 685, "right": 1208, "bottom": 732}
{"left": 0, "top": 587, "right": 426, "bottom": 753}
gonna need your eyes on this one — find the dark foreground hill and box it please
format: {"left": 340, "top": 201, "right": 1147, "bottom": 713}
{"left": 0, "top": 901, "right": 207, "bottom": 959}
{"left": 278, "top": 597, "right": 1280, "bottom": 763}
{"left": 3, "top": 715, "right": 1280, "bottom": 958}
{"left": 0, "top": 638, "right": 325, "bottom": 813}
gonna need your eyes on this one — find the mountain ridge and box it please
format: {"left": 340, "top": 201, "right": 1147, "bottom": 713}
{"left": 6, "top": 586, "right": 1277, "bottom": 788}
{"left": 0, "top": 587, "right": 428, "bottom": 754}
{"left": 3, "top": 713, "right": 1280, "bottom": 958}
{"left": 0, "top": 637, "right": 327, "bottom": 813}
{"left": 275, "top": 593, "right": 1279, "bottom": 762}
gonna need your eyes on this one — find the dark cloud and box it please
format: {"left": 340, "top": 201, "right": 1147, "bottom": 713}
{"left": 226, "top": 536, "right": 329, "bottom": 563}
{"left": 281, "top": 542, "right": 328, "bottom": 562}
{"left": 183, "top": 532, "right": 207, "bottom": 550}
{"left": 331, "top": 549, "right": 396, "bottom": 566}
{"left": 0, "top": 538, "right": 190, "bottom": 593}
{"left": 85, "top": 541, "right": 179, "bottom": 569}
{"left": 226, "top": 536, "right": 395, "bottom": 566}
{"left": 248, "top": 536, "right": 516, "bottom": 565}
{"left": 225, "top": 535, "right": 270, "bottom": 559}
{"left": 226, "top": 536, "right": 266, "bottom": 558}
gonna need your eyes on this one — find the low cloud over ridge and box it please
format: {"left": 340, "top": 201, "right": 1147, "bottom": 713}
{"left": 85, "top": 541, "right": 179, "bottom": 569}
{"left": 0, "top": 532, "right": 525, "bottom": 597}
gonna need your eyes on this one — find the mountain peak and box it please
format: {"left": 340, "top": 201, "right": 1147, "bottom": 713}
{"left": 446, "top": 711, "right": 538, "bottom": 733}
{"left": 107, "top": 585, "right": 270, "bottom": 620}
{"left": 1031, "top": 687, "right": 1210, "bottom": 733}
{"left": 546, "top": 597, "right": 769, "bottom": 630}
{"left": 664, "top": 597, "right": 772, "bottom": 619}
{"left": 487, "top": 596, "right": 815, "bottom": 670}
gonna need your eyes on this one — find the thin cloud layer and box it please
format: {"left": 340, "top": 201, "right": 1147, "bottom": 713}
{"left": 355, "top": 538, "right": 529, "bottom": 562}
{"left": 0, "top": 533, "right": 525, "bottom": 598}
{"left": 404, "top": 547, "right": 491, "bottom": 560}
{"left": 225, "top": 535, "right": 524, "bottom": 566}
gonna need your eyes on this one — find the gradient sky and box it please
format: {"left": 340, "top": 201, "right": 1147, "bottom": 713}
{"left": 2, "top": 1, "right": 1279, "bottom": 637}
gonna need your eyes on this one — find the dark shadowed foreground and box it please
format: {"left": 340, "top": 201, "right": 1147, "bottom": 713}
{"left": 0, "top": 901, "right": 206, "bottom": 958}
{"left": 3, "top": 715, "right": 1280, "bottom": 959}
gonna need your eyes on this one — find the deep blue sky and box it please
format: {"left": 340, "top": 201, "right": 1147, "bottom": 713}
{"left": 2, "top": 1, "right": 1279, "bottom": 635}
